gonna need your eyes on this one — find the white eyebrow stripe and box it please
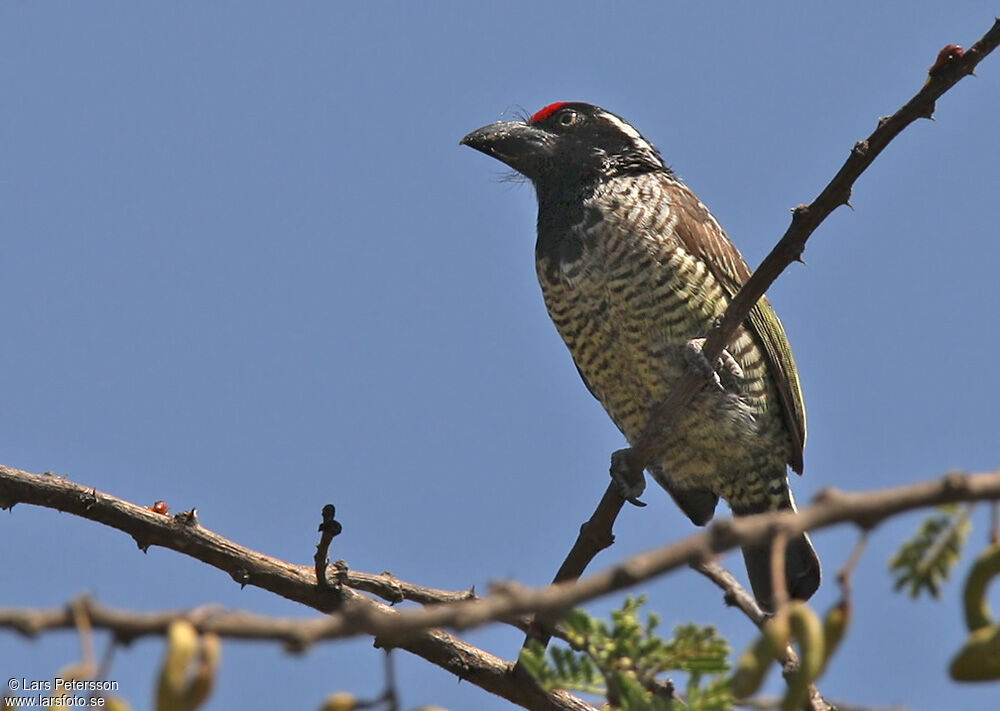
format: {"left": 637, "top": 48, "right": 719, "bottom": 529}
{"left": 599, "top": 111, "right": 642, "bottom": 140}
{"left": 598, "top": 111, "right": 658, "bottom": 154}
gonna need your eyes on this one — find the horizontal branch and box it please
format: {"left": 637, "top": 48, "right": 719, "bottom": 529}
{"left": 0, "top": 595, "right": 356, "bottom": 652}
{"left": 364, "top": 470, "right": 1000, "bottom": 637}
{"left": 6, "top": 469, "right": 991, "bottom": 711}
{"left": 4, "top": 463, "right": 999, "bottom": 644}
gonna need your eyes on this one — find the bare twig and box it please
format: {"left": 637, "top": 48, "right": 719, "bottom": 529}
{"left": 695, "top": 560, "right": 829, "bottom": 707}
{"left": 0, "top": 595, "right": 348, "bottom": 651}
{"left": 693, "top": 560, "right": 767, "bottom": 626}
{"left": 335, "top": 564, "right": 477, "bottom": 606}
{"left": 769, "top": 531, "right": 789, "bottom": 612}
{"left": 837, "top": 532, "right": 869, "bottom": 599}
{"left": 314, "top": 504, "right": 343, "bottom": 589}
{"left": 382, "top": 650, "right": 399, "bottom": 711}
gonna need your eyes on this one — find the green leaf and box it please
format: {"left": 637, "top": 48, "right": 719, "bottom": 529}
{"left": 515, "top": 597, "right": 734, "bottom": 710}
{"left": 890, "top": 504, "right": 972, "bottom": 599}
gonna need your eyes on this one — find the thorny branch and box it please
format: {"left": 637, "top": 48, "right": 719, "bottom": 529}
{"left": 4, "top": 464, "right": 1000, "bottom": 642}
{"left": 4, "top": 468, "right": 1000, "bottom": 709}
{"left": 528, "top": 19, "right": 1000, "bottom": 709}
{"left": 0, "top": 466, "right": 592, "bottom": 711}
{"left": 535, "top": 11, "right": 1000, "bottom": 633}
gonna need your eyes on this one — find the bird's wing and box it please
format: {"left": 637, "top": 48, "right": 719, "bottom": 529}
{"left": 665, "top": 179, "right": 807, "bottom": 474}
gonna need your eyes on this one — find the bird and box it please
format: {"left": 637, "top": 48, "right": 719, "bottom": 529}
{"left": 461, "top": 102, "right": 820, "bottom": 611}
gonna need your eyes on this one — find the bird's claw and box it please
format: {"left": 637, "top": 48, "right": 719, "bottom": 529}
{"left": 684, "top": 338, "right": 743, "bottom": 391}
{"left": 610, "top": 449, "right": 646, "bottom": 507}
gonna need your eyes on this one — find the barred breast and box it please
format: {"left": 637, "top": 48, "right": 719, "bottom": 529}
{"left": 535, "top": 172, "right": 792, "bottom": 506}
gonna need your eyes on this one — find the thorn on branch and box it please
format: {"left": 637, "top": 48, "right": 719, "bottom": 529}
{"left": 175, "top": 508, "right": 198, "bottom": 526}
{"left": 916, "top": 101, "right": 937, "bottom": 120}
{"left": 943, "top": 471, "right": 973, "bottom": 497}
{"left": 231, "top": 567, "right": 251, "bottom": 588}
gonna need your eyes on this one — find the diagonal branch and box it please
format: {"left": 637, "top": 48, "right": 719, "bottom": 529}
{"left": 0, "top": 464, "right": 592, "bottom": 711}
{"left": 540, "top": 15, "right": 1000, "bottom": 608}
{"left": 631, "top": 17, "right": 1000, "bottom": 474}
{"left": 530, "top": 23, "right": 1000, "bottom": 707}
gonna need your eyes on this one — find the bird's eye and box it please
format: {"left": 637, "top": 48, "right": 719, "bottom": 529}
{"left": 557, "top": 109, "right": 579, "bottom": 127}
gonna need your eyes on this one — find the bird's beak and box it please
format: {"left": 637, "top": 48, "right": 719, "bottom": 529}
{"left": 460, "top": 121, "right": 553, "bottom": 178}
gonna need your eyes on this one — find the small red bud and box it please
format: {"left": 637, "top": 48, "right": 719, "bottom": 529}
{"left": 929, "top": 44, "right": 965, "bottom": 76}
{"left": 148, "top": 500, "right": 170, "bottom": 515}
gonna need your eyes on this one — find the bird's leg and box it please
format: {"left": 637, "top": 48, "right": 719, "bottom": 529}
{"left": 610, "top": 448, "right": 646, "bottom": 507}
{"left": 684, "top": 337, "right": 744, "bottom": 391}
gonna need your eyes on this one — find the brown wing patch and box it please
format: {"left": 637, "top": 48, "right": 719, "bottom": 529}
{"left": 664, "top": 178, "right": 807, "bottom": 473}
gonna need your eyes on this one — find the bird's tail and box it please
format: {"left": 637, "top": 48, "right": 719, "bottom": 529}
{"left": 734, "top": 484, "right": 821, "bottom": 613}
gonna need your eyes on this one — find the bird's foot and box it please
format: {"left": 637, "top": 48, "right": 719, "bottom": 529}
{"left": 610, "top": 449, "right": 646, "bottom": 507}
{"left": 684, "top": 338, "right": 743, "bottom": 391}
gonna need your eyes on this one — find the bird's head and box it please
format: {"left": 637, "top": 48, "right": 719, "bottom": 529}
{"left": 461, "top": 102, "right": 666, "bottom": 188}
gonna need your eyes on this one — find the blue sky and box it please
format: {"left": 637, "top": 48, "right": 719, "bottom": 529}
{"left": 2, "top": 3, "right": 998, "bottom": 710}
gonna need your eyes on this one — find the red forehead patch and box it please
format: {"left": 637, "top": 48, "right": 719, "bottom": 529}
{"left": 530, "top": 102, "right": 570, "bottom": 124}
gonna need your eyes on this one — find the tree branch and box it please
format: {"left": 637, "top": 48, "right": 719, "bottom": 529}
{"left": 0, "top": 464, "right": 592, "bottom": 711}
{"left": 4, "top": 463, "right": 999, "bottom": 708}
{"left": 365, "top": 470, "right": 1000, "bottom": 637}
{"left": 5, "top": 463, "right": 1000, "bottom": 641}
{"left": 0, "top": 595, "right": 358, "bottom": 652}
